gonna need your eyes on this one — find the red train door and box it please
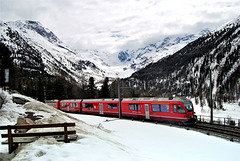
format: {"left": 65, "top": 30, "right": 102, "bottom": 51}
{"left": 144, "top": 104, "right": 150, "bottom": 119}
{"left": 66, "top": 103, "right": 69, "bottom": 112}
{"left": 99, "top": 103, "right": 104, "bottom": 115}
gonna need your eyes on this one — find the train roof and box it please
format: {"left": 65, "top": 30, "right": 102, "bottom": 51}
{"left": 60, "top": 97, "right": 191, "bottom": 102}
{"left": 122, "top": 97, "right": 190, "bottom": 102}
{"left": 60, "top": 99, "right": 118, "bottom": 102}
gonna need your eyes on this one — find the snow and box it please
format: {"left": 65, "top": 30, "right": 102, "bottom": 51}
{"left": 192, "top": 97, "right": 240, "bottom": 123}
{"left": 1, "top": 89, "right": 240, "bottom": 161}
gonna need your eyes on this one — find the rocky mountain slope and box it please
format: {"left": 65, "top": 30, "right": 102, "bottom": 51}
{"left": 118, "top": 30, "right": 209, "bottom": 69}
{"left": 124, "top": 16, "right": 240, "bottom": 103}
{"left": 0, "top": 20, "right": 105, "bottom": 84}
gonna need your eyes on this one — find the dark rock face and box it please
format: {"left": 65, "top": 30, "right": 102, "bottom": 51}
{"left": 12, "top": 96, "right": 30, "bottom": 105}
{"left": 118, "top": 51, "right": 131, "bottom": 62}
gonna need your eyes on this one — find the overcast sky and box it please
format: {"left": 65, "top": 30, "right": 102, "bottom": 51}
{"left": 1, "top": 0, "right": 240, "bottom": 53}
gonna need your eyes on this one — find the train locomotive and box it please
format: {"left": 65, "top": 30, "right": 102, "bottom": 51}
{"left": 54, "top": 97, "right": 197, "bottom": 125}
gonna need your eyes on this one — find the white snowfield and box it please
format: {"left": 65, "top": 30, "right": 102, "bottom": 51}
{"left": 0, "top": 89, "right": 240, "bottom": 161}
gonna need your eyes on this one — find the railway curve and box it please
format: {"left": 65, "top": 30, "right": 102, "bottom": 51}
{"left": 190, "top": 122, "right": 240, "bottom": 142}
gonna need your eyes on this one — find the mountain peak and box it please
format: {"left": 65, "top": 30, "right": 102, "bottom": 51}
{"left": 25, "top": 20, "right": 41, "bottom": 25}
{"left": 6, "top": 20, "right": 62, "bottom": 45}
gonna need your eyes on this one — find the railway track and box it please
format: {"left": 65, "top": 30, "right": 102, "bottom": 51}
{"left": 190, "top": 122, "right": 240, "bottom": 142}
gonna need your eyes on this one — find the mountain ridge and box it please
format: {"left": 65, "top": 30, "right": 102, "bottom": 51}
{"left": 81, "top": 29, "right": 209, "bottom": 78}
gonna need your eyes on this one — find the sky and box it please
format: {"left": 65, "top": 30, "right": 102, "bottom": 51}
{"left": 1, "top": 0, "right": 240, "bottom": 54}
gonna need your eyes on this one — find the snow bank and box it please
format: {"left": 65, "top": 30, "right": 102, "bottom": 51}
{"left": 0, "top": 89, "right": 119, "bottom": 160}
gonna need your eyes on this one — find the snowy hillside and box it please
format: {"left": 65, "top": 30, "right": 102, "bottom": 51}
{"left": 0, "top": 20, "right": 105, "bottom": 83}
{"left": 0, "top": 89, "right": 240, "bottom": 161}
{"left": 125, "top": 16, "right": 240, "bottom": 102}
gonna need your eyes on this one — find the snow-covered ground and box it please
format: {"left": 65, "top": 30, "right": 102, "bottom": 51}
{"left": 0, "top": 89, "right": 240, "bottom": 161}
{"left": 192, "top": 98, "right": 240, "bottom": 125}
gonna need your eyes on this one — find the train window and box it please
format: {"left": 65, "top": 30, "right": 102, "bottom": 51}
{"left": 83, "top": 103, "right": 93, "bottom": 108}
{"left": 61, "top": 103, "right": 67, "bottom": 107}
{"left": 129, "top": 104, "right": 135, "bottom": 110}
{"left": 152, "top": 104, "right": 161, "bottom": 112}
{"left": 129, "top": 104, "right": 141, "bottom": 111}
{"left": 70, "top": 103, "right": 78, "bottom": 107}
{"left": 178, "top": 105, "right": 186, "bottom": 114}
{"left": 183, "top": 102, "right": 194, "bottom": 112}
{"left": 173, "top": 105, "right": 177, "bottom": 113}
{"left": 152, "top": 104, "right": 169, "bottom": 112}
{"left": 107, "top": 103, "right": 118, "bottom": 109}
{"left": 161, "top": 104, "right": 169, "bottom": 113}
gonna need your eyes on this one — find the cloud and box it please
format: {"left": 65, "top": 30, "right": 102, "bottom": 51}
{"left": 1, "top": 0, "right": 240, "bottom": 54}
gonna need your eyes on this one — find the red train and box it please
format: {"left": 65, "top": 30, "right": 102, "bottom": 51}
{"left": 54, "top": 97, "right": 196, "bottom": 125}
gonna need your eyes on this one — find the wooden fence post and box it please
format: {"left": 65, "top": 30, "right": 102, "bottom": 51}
{"left": 64, "top": 123, "right": 69, "bottom": 143}
{"left": 7, "top": 126, "right": 17, "bottom": 153}
{"left": 7, "top": 126, "right": 13, "bottom": 153}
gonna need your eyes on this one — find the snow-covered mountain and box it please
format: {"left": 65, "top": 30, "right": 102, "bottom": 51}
{"left": 0, "top": 20, "right": 210, "bottom": 82}
{"left": 0, "top": 20, "right": 105, "bottom": 84}
{"left": 1, "top": 17, "right": 239, "bottom": 102}
{"left": 124, "top": 16, "right": 240, "bottom": 103}
{"left": 81, "top": 30, "right": 209, "bottom": 78}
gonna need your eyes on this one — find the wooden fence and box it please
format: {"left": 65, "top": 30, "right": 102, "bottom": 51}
{"left": 0, "top": 122, "right": 77, "bottom": 153}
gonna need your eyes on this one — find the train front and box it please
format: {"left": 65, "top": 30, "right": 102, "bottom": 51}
{"left": 181, "top": 99, "right": 197, "bottom": 125}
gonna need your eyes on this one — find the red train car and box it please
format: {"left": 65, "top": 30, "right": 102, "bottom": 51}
{"left": 55, "top": 100, "right": 81, "bottom": 113}
{"left": 82, "top": 99, "right": 119, "bottom": 116}
{"left": 54, "top": 97, "right": 196, "bottom": 125}
{"left": 121, "top": 97, "right": 195, "bottom": 123}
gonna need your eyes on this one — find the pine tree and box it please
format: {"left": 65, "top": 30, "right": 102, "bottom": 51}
{"left": 0, "top": 43, "right": 12, "bottom": 87}
{"left": 67, "top": 84, "right": 73, "bottom": 99}
{"left": 87, "top": 77, "right": 96, "bottom": 98}
{"left": 99, "top": 77, "right": 110, "bottom": 98}
{"left": 37, "top": 77, "right": 45, "bottom": 102}
{"left": 54, "top": 79, "right": 65, "bottom": 100}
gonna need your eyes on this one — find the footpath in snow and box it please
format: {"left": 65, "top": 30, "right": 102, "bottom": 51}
{"left": 0, "top": 89, "right": 240, "bottom": 161}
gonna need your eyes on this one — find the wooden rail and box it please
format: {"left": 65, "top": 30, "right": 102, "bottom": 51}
{"left": 0, "top": 122, "right": 76, "bottom": 154}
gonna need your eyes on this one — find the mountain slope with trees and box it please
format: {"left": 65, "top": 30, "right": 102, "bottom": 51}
{"left": 124, "top": 16, "right": 240, "bottom": 107}
{"left": 0, "top": 21, "right": 106, "bottom": 100}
